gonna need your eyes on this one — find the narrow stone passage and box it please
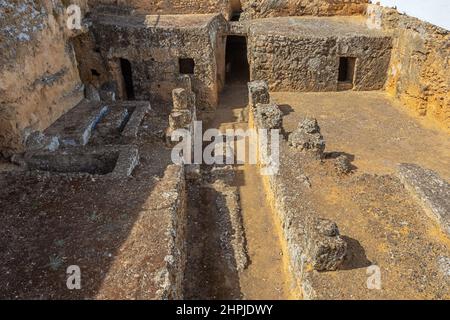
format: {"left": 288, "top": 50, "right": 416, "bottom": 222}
{"left": 183, "top": 85, "right": 293, "bottom": 299}
{"left": 236, "top": 163, "right": 294, "bottom": 299}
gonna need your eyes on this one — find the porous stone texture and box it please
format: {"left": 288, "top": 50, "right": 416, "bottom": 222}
{"left": 254, "top": 103, "right": 282, "bottom": 130}
{"left": 85, "top": 84, "right": 101, "bottom": 101}
{"left": 261, "top": 154, "right": 347, "bottom": 273}
{"left": 334, "top": 154, "right": 352, "bottom": 174}
{"left": 82, "top": 13, "right": 228, "bottom": 114}
{"left": 0, "top": 159, "right": 188, "bottom": 299}
{"left": 307, "top": 218, "right": 347, "bottom": 271}
{"left": 249, "top": 103, "right": 347, "bottom": 275}
{"left": 241, "top": 0, "right": 369, "bottom": 20}
{"left": 397, "top": 163, "right": 450, "bottom": 237}
{"left": 288, "top": 118, "right": 325, "bottom": 158}
{"left": 89, "top": 0, "right": 368, "bottom": 21}
{"left": 120, "top": 101, "right": 152, "bottom": 139}
{"left": 248, "top": 80, "right": 270, "bottom": 108}
{"left": 167, "top": 84, "right": 197, "bottom": 145}
{"left": 21, "top": 145, "right": 139, "bottom": 178}
{"left": 208, "top": 165, "right": 249, "bottom": 272}
{"left": 367, "top": 4, "right": 450, "bottom": 131}
{"left": 96, "top": 108, "right": 130, "bottom": 136}
{"left": 247, "top": 17, "right": 392, "bottom": 92}
{"left": 89, "top": 0, "right": 233, "bottom": 19}
{"left": 0, "top": 0, "right": 87, "bottom": 155}
{"left": 99, "top": 81, "right": 117, "bottom": 102}
{"left": 25, "top": 131, "right": 60, "bottom": 152}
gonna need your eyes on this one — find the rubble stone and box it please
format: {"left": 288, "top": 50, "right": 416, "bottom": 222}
{"left": 248, "top": 80, "right": 270, "bottom": 108}
{"left": 289, "top": 118, "right": 325, "bottom": 157}
{"left": 25, "top": 131, "right": 60, "bottom": 152}
{"left": 255, "top": 103, "right": 283, "bottom": 130}
{"left": 335, "top": 154, "right": 353, "bottom": 174}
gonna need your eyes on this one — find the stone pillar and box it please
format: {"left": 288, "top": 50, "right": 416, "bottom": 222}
{"left": 172, "top": 88, "right": 189, "bottom": 111}
{"left": 288, "top": 118, "right": 326, "bottom": 159}
{"left": 166, "top": 88, "right": 195, "bottom": 146}
{"left": 248, "top": 80, "right": 270, "bottom": 109}
{"left": 254, "top": 103, "right": 283, "bottom": 130}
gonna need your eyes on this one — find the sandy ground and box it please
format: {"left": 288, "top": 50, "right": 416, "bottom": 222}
{"left": 183, "top": 84, "right": 294, "bottom": 299}
{"left": 269, "top": 91, "right": 450, "bottom": 299}
{"left": 273, "top": 91, "right": 450, "bottom": 180}
{"left": 214, "top": 85, "right": 294, "bottom": 299}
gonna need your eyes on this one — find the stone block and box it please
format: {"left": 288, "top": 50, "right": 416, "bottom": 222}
{"left": 172, "top": 88, "right": 189, "bottom": 111}
{"left": 248, "top": 80, "right": 270, "bottom": 108}
{"left": 25, "top": 131, "right": 59, "bottom": 152}
{"left": 289, "top": 118, "right": 325, "bottom": 158}
{"left": 255, "top": 103, "right": 283, "bottom": 130}
{"left": 397, "top": 163, "right": 450, "bottom": 236}
{"left": 169, "top": 110, "right": 192, "bottom": 130}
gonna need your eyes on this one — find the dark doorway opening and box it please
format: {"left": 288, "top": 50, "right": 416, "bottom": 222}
{"left": 338, "top": 57, "right": 356, "bottom": 83}
{"left": 179, "top": 58, "right": 195, "bottom": 75}
{"left": 225, "top": 35, "right": 249, "bottom": 84}
{"left": 230, "top": 11, "right": 242, "bottom": 21}
{"left": 120, "top": 58, "right": 135, "bottom": 100}
{"left": 230, "top": 0, "right": 242, "bottom": 21}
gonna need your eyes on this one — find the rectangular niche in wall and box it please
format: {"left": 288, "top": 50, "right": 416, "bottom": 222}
{"left": 179, "top": 58, "right": 195, "bottom": 75}
{"left": 338, "top": 57, "right": 356, "bottom": 91}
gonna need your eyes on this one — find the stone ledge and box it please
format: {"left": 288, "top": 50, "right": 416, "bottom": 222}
{"left": 397, "top": 163, "right": 450, "bottom": 237}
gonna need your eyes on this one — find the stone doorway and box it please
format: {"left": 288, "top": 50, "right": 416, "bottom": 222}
{"left": 225, "top": 35, "right": 250, "bottom": 85}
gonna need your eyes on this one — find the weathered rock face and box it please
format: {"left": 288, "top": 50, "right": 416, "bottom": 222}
{"left": 289, "top": 117, "right": 325, "bottom": 158}
{"left": 25, "top": 131, "right": 60, "bottom": 152}
{"left": 367, "top": 4, "right": 449, "bottom": 131}
{"left": 241, "top": 0, "right": 368, "bottom": 20}
{"left": 334, "top": 154, "right": 352, "bottom": 174}
{"left": 397, "top": 163, "right": 450, "bottom": 237}
{"left": 248, "top": 80, "right": 270, "bottom": 108}
{"left": 88, "top": 0, "right": 368, "bottom": 21}
{"left": 167, "top": 82, "right": 197, "bottom": 145}
{"left": 0, "top": 0, "right": 87, "bottom": 155}
{"left": 255, "top": 103, "right": 283, "bottom": 130}
{"left": 89, "top": 0, "right": 233, "bottom": 18}
{"left": 247, "top": 17, "right": 392, "bottom": 92}
{"left": 307, "top": 218, "right": 347, "bottom": 271}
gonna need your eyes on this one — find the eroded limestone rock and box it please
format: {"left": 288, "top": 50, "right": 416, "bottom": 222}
{"left": 335, "top": 154, "right": 353, "bottom": 174}
{"left": 255, "top": 103, "right": 283, "bottom": 130}
{"left": 248, "top": 80, "right": 270, "bottom": 109}
{"left": 85, "top": 84, "right": 101, "bottom": 102}
{"left": 397, "top": 163, "right": 450, "bottom": 237}
{"left": 25, "top": 131, "right": 59, "bottom": 152}
{"left": 308, "top": 218, "right": 347, "bottom": 271}
{"left": 289, "top": 117, "right": 325, "bottom": 157}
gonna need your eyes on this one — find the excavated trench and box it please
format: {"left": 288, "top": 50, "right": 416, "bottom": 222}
{"left": 183, "top": 85, "right": 295, "bottom": 299}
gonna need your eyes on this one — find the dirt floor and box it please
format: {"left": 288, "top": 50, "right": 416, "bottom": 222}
{"left": 269, "top": 91, "right": 450, "bottom": 299}
{"left": 273, "top": 91, "right": 450, "bottom": 180}
{"left": 0, "top": 111, "right": 184, "bottom": 299}
{"left": 183, "top": 84, "right": 295, "bottom": 299}
{"left": 1, "top": 88, "right": 448, "bottom": 300}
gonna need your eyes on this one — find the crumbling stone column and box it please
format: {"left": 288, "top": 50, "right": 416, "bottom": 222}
{"left": 248, "top": 80, "right": 270, "bottom": 109}
{"left": 288, "top": 117, "right": 326, "bottom": 159}
{"left": 307, "top": 218, "right": 347, "bottom": 271}
{"left": 254, "top": 103, "right": 283, "bottom": 130}
{"left": 177, "top": 75, "right": 192, "bottom": 93}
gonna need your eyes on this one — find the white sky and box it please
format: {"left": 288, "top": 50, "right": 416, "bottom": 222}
{"left": 377, "top": 0, "right": 450, "bottom": 30}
